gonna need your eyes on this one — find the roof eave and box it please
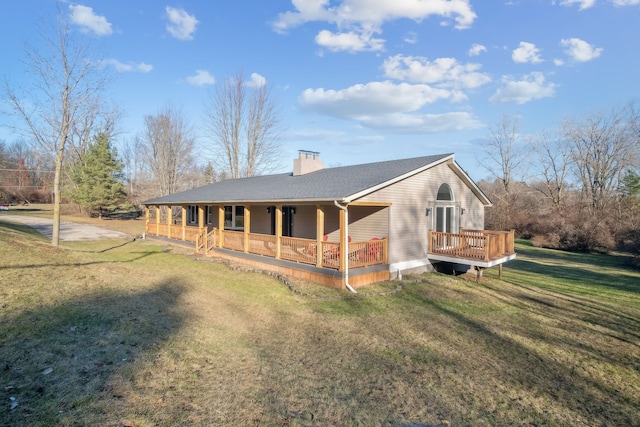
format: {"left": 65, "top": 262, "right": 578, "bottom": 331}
{"left": 343, "top": 154, "right": 454, "bottom": 203}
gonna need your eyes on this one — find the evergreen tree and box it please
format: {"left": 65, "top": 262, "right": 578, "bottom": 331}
{"left": 68, "top": 133, "right": 126, "bottom": 217}
{"left": 621, "top": 170, "right": 640, "bottom": 201}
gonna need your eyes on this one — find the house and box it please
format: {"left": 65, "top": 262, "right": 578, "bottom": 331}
{"left": 142, "top": 151, "right": 516, "bottom": 290}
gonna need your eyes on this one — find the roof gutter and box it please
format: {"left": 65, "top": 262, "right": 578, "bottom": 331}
{"left": 333, "top": 200, "right": 357, "bottom": 294}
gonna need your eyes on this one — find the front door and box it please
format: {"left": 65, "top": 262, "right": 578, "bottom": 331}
{"left": 270, "top": 206, "right": 294, "bottom": 237}
{"left": 282, "top": 206, "right": 294, "bottom": 237}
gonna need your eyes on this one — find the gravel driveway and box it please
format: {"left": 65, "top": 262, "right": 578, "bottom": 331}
{"left": 0, "top": 214, "right": 129, "bottom": 241}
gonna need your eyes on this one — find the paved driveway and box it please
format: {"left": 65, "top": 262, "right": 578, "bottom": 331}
{"left": 0, "top": 214, "right": 129, "bottom": 241}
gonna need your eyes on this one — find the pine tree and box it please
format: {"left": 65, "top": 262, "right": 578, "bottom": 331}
{"left": 68, "top": 133, "right": 127, "bottom": 217}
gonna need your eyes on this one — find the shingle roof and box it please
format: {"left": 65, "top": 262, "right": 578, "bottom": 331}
{"left": 143, "top": 153, "right": 459, "bottom": 205}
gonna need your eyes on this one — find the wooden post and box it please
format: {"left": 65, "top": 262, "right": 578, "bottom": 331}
{"left": 198, "top": 205, "right": 204, "bottom": 239}
{"left": 316, "top": 205, "right": 324, "bottom": 268}
{"left": 218, "top": 206, "right": 225, "bottom": 248}
{"left": 484, "top": 235, "right": 490, "bottom": 262}
{"left": 167, "top": 206, "right": 173, "bottom": 239}
{"left": 156, "top": 205, "right": 160, "bottom": 234}
{"left": 499, "top": 263, "right": 503, "bottom": 280}
{"left": 275, "top": 205, "right": 282, "bottom": 259}
{"left": 144, "top": 206, "right": 149, "bottom": 234}
{"left": 244, "top": 205, "right": 250, "bottom": 253}
{"left": 181, "top": 205, "right": 187, "bottom": 240}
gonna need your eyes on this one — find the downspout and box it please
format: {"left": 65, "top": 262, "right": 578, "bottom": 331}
{"left": 334, "top": 200, "right": 357, "bottom": 293}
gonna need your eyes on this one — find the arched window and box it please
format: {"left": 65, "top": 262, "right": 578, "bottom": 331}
{"left": 437, "top": 183, "right": 454, "bottom": 201}
{"left": 434, "top": 183, "right": 458, "bottom": 234}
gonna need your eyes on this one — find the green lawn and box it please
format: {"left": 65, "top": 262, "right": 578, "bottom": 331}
{"left": 1, "top": 220, "right": 639, "bottom": 426}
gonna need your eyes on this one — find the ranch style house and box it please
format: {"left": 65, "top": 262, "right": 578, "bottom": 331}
{"left": 142, "top": 151, "right": 516, "bottom": 290}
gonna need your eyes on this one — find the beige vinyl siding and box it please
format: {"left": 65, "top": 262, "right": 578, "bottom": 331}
{"left": 291, "top": 205, "right": 316, "bottom": 238}
{"left": 348, "top": 206, "right": 389, "bottom": 242}
{"left": 249, "top": 206, "right": 272, "bottom": 234}
{"left": 322, "top": 206, "right": 341, "bottom": 242}
{"left": 357, "top": 162, "right": 485, "bottom": 265}
{"left": 207, "top": 205, "right": 219, "bottom": 231}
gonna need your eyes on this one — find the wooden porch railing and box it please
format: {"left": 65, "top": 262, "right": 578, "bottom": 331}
{"left": 428, "top": 229, "right": 515, "bottom": 262}
{"left": 222, "top": 230, "right": 244, "bottom": 251}
{"left": 146, "top": 224, "right": 388, "bottom": 270}
{"left": 248, "top": 233, "right": 277, "bottom": 257}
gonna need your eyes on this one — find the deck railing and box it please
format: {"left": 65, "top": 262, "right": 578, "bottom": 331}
{"left": 248, "top": 233, "right": 277, "bottom": 257}
{"left": 145, "top": 225, "right": 387, "bottom": 270}
{"left": 222, "top": 230, "right": 244, "bottom": 251}
{"left": 428, "top": 229, "right": 515, "bottom": 262}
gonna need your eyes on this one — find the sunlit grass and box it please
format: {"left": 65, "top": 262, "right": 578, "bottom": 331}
{"left": 1, "top": 222, "right": 639, "bottom": 426}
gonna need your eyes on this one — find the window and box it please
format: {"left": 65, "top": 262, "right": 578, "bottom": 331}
{"left": 437, "top": 183, "right": 453, "bottom": 201}
{"left": 187, "top": 205, "right": 198, "bottom": 225}
{"left": 224, "top": 205, "right": 244, "bottom": 230}
{"left": 205, "top": 206, "right": 212, "bottom": 225}
{"left": 434, "top": 183, "right": 458, "bottom": 234}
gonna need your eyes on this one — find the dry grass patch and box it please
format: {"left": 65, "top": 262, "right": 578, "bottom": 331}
{"left": 1, "top": 222, "right": 639, "bottom": 426}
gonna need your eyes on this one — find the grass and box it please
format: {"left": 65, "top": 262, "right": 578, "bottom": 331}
{"left": 1, "top": 217, "right": 639, "bottom": 426}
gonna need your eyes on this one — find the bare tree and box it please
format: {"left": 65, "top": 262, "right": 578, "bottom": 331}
{"left": 142, "top": 104, "right": 197, "bottom": 197}
{"left": 563, "top": 105, "right": 640, "bottom": 215}
{"left": 4, "top": 6, "right": 111, "bottom": 246}
{"left": 203, "top": 72, "right": 283, "bottom": 179}
{"left": 479, "top": 114, "right": 524, "bottom": 229}
{"left": 119, "top": 134, "right": 145, "bottom": 201}
{"left": 531, "top": 131, "right": 572, "bottom": 211}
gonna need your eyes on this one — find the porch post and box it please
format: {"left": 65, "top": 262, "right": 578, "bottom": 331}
{"left": 244, "top": 205, "right": 251, "bottom": 253}
{"left": 316, "top": 205, "right": 324, "bottom": 268}
{"left": 218, "top": 206, "right": 225, "bottom": 248}
{"left": 181, "top": 205, "right": 187, "bottom": 240}
{"left": 167, "top": 206, "right": 173, "bottom": 239}
{"left": 198, "top": 205, "right": 204, "bottom": 230}
{"left": 155, "top": 205, "right": 160, "bottom": 234}
{"left": 339, "top": 207, "right": 346, "bottom": 272}
{"left": 275, "top": 205, "right": 282, "bottom": 259}
{"left": 144, "top": 206, "right": 149, "bottom": 234}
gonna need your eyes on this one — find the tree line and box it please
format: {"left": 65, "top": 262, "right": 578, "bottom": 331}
{"left": 1, "top": 7, "right": 282, "bottom": 246}
{"left": 479, "top": 107, "right": 640, "bottom": 258}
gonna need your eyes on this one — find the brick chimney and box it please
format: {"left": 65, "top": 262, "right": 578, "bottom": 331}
{"left": 293, "top": 150, "right": 323, "bottom": 176}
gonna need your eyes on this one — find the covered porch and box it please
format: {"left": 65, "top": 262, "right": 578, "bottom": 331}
{"left": 143, "top": 203, "right": 390, "bottom": 289}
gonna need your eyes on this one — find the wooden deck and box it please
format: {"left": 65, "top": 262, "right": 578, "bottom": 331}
{"left": 427, "top": 229, "right": 516, "bottom": 274}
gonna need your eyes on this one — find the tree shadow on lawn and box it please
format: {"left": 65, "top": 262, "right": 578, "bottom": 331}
{"left": 515, "top": 242, "right": 636, "bottom": 271}
{"left": 0, "top": 278, "right": 188, "bottom": 427}
{"left": 505, "top": 256, "right": 640, "bottom": 295}
{"left": 0, "top": 220, "right": 48, "bottom": 239}
{"left": 411, "top": 291, "right": 639, "bottom": 426}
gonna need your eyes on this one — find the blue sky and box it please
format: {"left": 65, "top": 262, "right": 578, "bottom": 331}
{"left": 1, "top": 0, "right": 639, "bottom": 180}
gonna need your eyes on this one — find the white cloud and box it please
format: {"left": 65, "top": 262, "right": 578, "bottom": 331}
{"left": 272, "top": 0, "right": 477, "bottom": 50}
{"left": 69, "top": 4, "right": 112, "bottom": 36}
{"left": 186, "top": 70, "right": 215, "bottom": 86}
{"left": 612, "top": 0, "right": 640, "bottom": 4}
{"left": 103, "top": 59, "right": 153, "bottom": 73}
{"left": 299, "top": 81, "right": 451, "bottom": 117}
{"left": 382, "top": 55, "right": 491, "bottom": 89}
{"left": 512, "top": 41, "right": 542, "bottom": 63}
{"left": 245, "top": 73, "right": 267, "bottom": 88}
{"left": 560, "top": 38, "right": 603, "bottom": 62}
{"left": 490, "top": 72, "right": 557, "bottom": 104}
{"left": 165, "top": 6, "right": 199, "bottom": 40}
{"left": 468, "top": 43, "right": 487, "bottom": 56}
{"left": 315, "top": 29, "right": 384, "bottom": 52}
{"left": 559, "top": 0, "right": 596, "bottom": 9}
{"left": 554, "top": 58, "right": 565, "bottom": 66}
{"left": 357, "top": 111, "right": 484, "bottom": 132}
{"left": 297, "top": 80, "right": 482, "bottom": 132}
{"left": 404, "top": 32, "right": 418, "bottom": 44}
